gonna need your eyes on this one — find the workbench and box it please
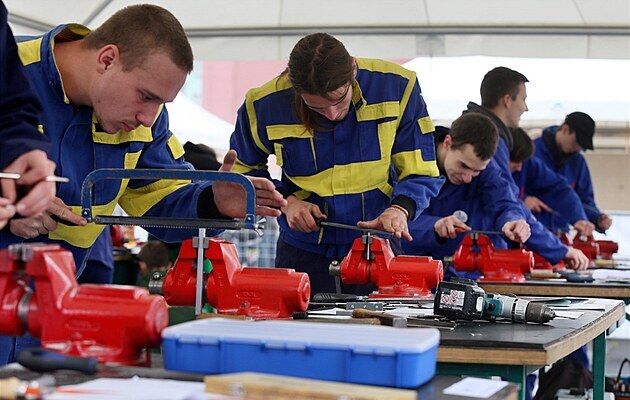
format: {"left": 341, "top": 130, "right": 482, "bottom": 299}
{"left": 0, "top": 362, "right": 519, "bottom": 400}
{"left": 436, "top": 298, "right": 625, "bottom": 400}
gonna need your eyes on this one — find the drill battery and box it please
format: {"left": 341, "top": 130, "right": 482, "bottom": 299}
{"left": 433, "top": 278, "right": 486, "bottom": 320}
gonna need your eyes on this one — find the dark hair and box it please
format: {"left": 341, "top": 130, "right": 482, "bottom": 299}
{"left": 283, "top": 33, "right": 354, "bottom": 132}
{"left": 480, "top": 67, "right": 529, "bottom": 108}
{"left": 83, "top": 4, "right": 193, "bottom": 73}
{"left": 449, "top": 113, "right": 498, "bottom": 161}
{"left": 137, "top": 240, "right": 170, "bottom": 269}
{"left": 509, "top": 127, "right": 534, "bottom": 163}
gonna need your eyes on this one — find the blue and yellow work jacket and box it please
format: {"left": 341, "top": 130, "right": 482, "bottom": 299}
{"left": 0, "top": 24, "right": 213, "bottom": 271}
{"left": 231, "top": 59, "right": 444, "bottom": 259}
{"left": 512, "top": 155, "right": 588, "bottom": 233}
{"left": 465, "top": 103, "right": 567, "bottom": 264}
{"left": 533, "top": 128, "right": 601, "bottom": 231}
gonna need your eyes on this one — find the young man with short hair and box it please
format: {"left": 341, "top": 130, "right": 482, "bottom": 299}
{"left": 403, "top": 113, "right": 530, "bottom": 276}
{"left": 531, "top": 112, "right": 612, "bottom": 233}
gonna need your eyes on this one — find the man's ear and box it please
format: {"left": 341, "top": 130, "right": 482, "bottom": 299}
{"left": 96, "top": 44, "right": 120, "bottom": 74}
{"left": 351, "top": 58, "right": 357, "bottom": 78}
{"left": 443, "top": 134, "right": 452, "bottom": 149}
{"left": 501, "top": 93, "right": 512, "bottom": 109}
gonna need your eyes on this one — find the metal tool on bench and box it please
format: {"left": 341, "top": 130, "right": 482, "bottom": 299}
{"left": 321, "top": 221, "right": 443, "bottom": 298}
{"left": 82, "top": 169, "right": 310, "bottom": 318}
{"left": 434, "top": 278, "right": 555, "bottom": 324}
{"left": 445, "top": 232, "right": 534, "bottom": 282}
{"left": 350, "top": 308, "right": 456, "bottom": 330}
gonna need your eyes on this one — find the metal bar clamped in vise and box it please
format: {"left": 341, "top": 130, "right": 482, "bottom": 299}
{"left": 80, "top": 168, "right": 264, "bottom": 233}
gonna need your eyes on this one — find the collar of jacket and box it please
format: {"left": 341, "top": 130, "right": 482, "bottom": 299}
{"left": 464, "top": 102, "right": 513, "bottom": 151}
{"left": 43, "top": 24, "right": 91, "bottom": 105}
{"left": 542, "top": 126, "right": 573, "bottom": 168}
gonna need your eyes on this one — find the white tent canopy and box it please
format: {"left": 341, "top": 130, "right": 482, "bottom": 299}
{"left": 167, "top": 93, "right": 233, "bottom": 151}
{"left": 6, "top": 0, "right": 630, "bottom": 61}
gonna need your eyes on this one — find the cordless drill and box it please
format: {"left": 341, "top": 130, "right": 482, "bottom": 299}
{"left": 434, "top": 279, "right": 555, "bottom": 324}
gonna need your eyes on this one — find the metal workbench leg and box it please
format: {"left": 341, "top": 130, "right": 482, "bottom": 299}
{"left": 592, "top": 331, "right": 606, "bottom": 400}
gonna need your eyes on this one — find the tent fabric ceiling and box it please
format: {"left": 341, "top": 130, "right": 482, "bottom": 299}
{"left": 6, "top": 0, "right": 630, "bottom": 60}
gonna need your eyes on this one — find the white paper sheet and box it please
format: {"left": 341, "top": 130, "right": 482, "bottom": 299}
{"left": 443, "top": 377, "right": 509, "bottom": 398}
{"left": 45, "top": 377, "right": 210, "bottom": 400}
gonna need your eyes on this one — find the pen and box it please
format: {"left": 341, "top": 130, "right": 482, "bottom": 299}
{"left": 0, "top": 173, "right": 69, "bottom": 183}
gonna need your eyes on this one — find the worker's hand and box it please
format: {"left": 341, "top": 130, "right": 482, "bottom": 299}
{"left": 564, "top": 247, "right": 590, "bottom": 271}
{"left": 434, "top": 215, "right": 470, "bottom": 239}
{"left": 501, "top": 219, "right": 530, "bottom": 243}
{"left": 523, "top": 196, "right": 551, "bottom": 213}
{"left": 0, "top": 198, "right": 16, "bottom": 229}
{"left": 9, "top": 197, "right": 86, "bottom": 239}
{"left": 597, "top": 213, "right": 612, "bottom": 231}
{"left": 281, "top": 195, "right": 325, "bottom": 232}
{"left": 212, "top": 150, "right": 287, "bottom": 218}
{"left": 1, "top": 150, "right": 56, "bottom": 217}
{"left": 573, "top": 220, "right": 595, "bottom": 236}
{"left": 358, "top": 207, "right": 412, "bottom": 241}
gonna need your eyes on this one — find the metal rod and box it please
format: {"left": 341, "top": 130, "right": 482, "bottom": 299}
{"left": 195, "top": 228, "right": 206, "bottom": 316}
{"left": 0, "top": 173, "right": 69, "bottom": 183}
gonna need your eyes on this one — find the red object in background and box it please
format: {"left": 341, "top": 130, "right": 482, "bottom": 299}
{"left": 596, "top": 239, "right": 619, "bottom": 260}
{"left": 335, "top": 236, "right": 443, "bottom": 298}
{"left": 451, "top": 234, "right": 533, "bottom": 282}
{"left": 110, "top": 225, "right": 125, "bottom": 247}
{"left": 0, "top": 243, "right": 167, "bottom": 366}
{"left": 559, "top": 233, "right": 618, "bottom": 261}
{"left": 560, "top": 233, "right": 599, "bottom": 260}
{"left": 532, "top": 252, "right": 567, "bottom": 270}
{"left": 162, "top": 238, "right": 310, "bottom": 319}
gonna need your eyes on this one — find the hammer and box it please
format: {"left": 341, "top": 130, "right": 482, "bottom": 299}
{"left": 351, "top": 308, "right": 407, "bottom": 328}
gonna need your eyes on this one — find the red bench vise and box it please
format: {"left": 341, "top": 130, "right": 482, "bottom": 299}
{"left": 155, "top": 238, "right": 310, "bottom": 319}
{"left": 563, "top": 233, "right": 618, "bottom": 260}
{"left": 0, "top": 243, "right": 167, "bottom": 366}
{"left": 329, "top": 234, "right": 443, "bottom": 298}
{"left": 449, "top": 233, "right": 533, "bottom": 282}
{"left": 532, "top": 252, "right": 566, "bottom": 270}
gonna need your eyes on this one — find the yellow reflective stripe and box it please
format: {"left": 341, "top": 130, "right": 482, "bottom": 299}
{"left": 232, "top": 159, "right": 265, "bottom": 174}
{"left": 49, "top": 210, "right": 108, "bottom": 248}
{"left": 293, "top": 190, "right": 311, "bottom": 200}
{"left": 92, "top": 125, "right": 153, "bottom": 144}
{"left": 245, "top": 75, "right": 293, "bottom": 155}
{"left": 377, "top": 182, "right": 394, "bottom": 198}
{"left": 286, "top": 159, "right": 390, "bottom": 197}
{"left": 356, "top": 102, "right": 399, "bottom": 122}
{"left": 267, "top": 125, "right": 312, "bottom": 140}
{"left": 378, "top": 119, "right": 397, "bottom": 164}
{"left": 119, "top": 178, "right": 191, "bottom": 217}
{"left": 167, "top": 134, "right": 185, "bottom": 159}
{"left": 393, "top": 150, "right": 440, "bottom": 180}
{"left": 356, "top": 58, "right": 416, "bottom": 80}
{"left": 273, "top": 143, "right": 284, "bottom": 166}
{"left": 17, "top": 38, "right": 42, "bottom": 66}
{"left": 418, "top": 116, "right": 435, "bottom": 134}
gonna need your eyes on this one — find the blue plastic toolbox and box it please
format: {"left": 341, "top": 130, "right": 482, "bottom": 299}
{"left": 162, "top": 318, "right": 439, "bottom": 388}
